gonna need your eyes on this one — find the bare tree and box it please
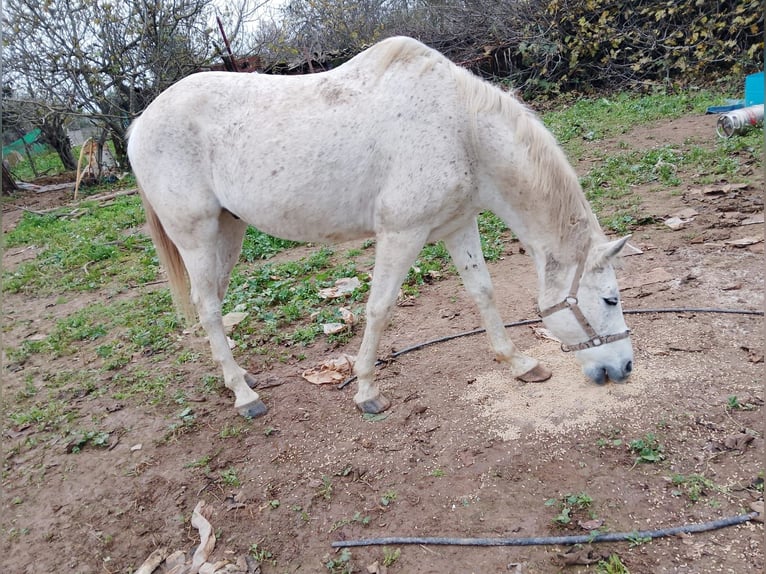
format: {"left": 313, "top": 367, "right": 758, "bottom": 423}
{"left": 2, "top": 0, "right": 221, "bottom": 168}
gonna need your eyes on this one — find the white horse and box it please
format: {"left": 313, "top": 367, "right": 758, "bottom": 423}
{"left": 127, "top": 36, "right": 633, "bottom": 419}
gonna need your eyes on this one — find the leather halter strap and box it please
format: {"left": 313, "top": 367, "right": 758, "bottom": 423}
{"left": 538, "top": 254, "right": 630, "bottom": 352}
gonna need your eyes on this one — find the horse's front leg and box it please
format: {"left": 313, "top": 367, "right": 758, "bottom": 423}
{"left": 354, "top": 230, "right": 428, "bottom": 413}
{"left": 443, "top": 221, "right": 552, "bottom": 382}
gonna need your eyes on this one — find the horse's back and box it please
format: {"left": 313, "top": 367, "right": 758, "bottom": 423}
{"left": 128, "top": 37, "right": 479, "bottom": 243}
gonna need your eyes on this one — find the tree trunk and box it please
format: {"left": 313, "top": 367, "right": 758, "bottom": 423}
{"left": 2, "top": 163, "right": 19, "bottom": 194}
{"left": 38, "top": 113, "right": 77, "bottom": 171}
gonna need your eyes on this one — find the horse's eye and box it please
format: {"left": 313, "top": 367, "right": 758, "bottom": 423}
{"left": 603, "top": 296, "right": 619, "bottom": 306}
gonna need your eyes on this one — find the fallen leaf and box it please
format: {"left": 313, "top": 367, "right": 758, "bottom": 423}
{"left": 532, "top": 326, "right": 561, "bottom": 343}
{"left": 663, "top": 216, "right": 688, "bottom": 230}
{"left": 191, "top": 500, "right": 216, "bottom": 571}
{"left": 134, "top": 548, "right": 169, "bottom": 574}
{"left": 740, "top": 214, "right": 765, "bottom": 226}
{"left": 339, "top": 307, "right": 355, "bottom": 325}
{"left": 302, "top": 354, "right": 356, "bottom": 385}
{"left": 318, "top": 277, "right": 361, "bottom": 299}
{"left": 725, "top": 237, "right": 763, "bottom": 248}
{"left": 723, "top": 433, "right": 754, "bottom": 451}
{"left": 367, "top": 560, "right": 388, "bottom": 574}
{"left": 578, "top": 518, "right": 605, "bottom": 530}
{"left": 222, "top": 312, "right": 248, "bottom": 333}
{"left": 322, "top": 322, "right": 346, "bottom": 335}
{"left": 558, "top": 547, "right": 605, "bottom": 565}
{"left": 671, "top": 207, "right": 699, "bottom": 220}
{"left": 750, "top": 501, "right": 764, "bottom": 522}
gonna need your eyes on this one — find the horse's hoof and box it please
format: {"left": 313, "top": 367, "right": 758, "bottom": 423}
{"left": 356, "top": 395, "right": 391, "bottom": 414}
{"left": 517, "top": 364, "right": 552, "bottom": 383}
{"left": 238, "top": 399, "right": 268, "bottom": 419}
{"left": 244, "top": 373, "right": 258, "bottom": 389}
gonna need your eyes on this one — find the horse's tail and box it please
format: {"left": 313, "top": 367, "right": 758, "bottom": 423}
{"left": 138, "top": 185, "right": 196, "bottom": 323}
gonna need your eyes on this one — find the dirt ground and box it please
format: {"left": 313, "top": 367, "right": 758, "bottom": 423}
{"left": 1, "top": 113, "right": 763, "bottom": 574}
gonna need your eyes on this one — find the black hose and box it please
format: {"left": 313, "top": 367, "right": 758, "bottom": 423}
{"left": 337, "top": 306, "right": 763, "bottom": 389}
{"left": 332, "top": 511, "right": 760, "bottom": 548}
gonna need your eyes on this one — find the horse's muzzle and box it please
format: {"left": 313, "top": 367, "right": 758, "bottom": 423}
{"left": 585, "top": 360, "right": 633, "bottom": 385}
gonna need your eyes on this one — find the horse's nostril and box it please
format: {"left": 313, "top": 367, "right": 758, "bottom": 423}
{"left": 624, "top": 360, "right": 633, "bottom": 375}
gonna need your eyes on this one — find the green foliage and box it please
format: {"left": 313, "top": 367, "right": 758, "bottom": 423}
{"left": 2, "top": 195, "right": 156, "bottom": 294}
{"left": 670, "top": 473, "right": 720, "bottom": 502}
{"left": 325, "top": 548, "right": 353, "bottom": 574}
{"left": 597, "top": 553, "right": 631, "bottom": 574}
{"left": 545, "top": 492, "right": 594, "bottom": 525}
{"left": 629, "top": 433, "right": 665, "bottom": 464}
{"left": 538, "top": 0, "right": 763, "bottom": 93}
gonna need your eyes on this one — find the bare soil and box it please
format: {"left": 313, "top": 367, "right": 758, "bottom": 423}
{"left": 1, "top": 113, "right": 763, "bottom": 574}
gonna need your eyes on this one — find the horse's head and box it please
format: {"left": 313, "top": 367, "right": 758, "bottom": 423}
{"left": 539, "top": 236, "right": 633, "bottom": 384}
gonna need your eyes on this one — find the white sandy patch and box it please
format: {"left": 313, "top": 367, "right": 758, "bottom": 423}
{"left": 464, "top": 340, "right": 648, "bottom": 441}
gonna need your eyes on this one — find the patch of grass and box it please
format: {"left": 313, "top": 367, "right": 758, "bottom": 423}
{"left": 670, "top": 473, "right": 721, "bottom": 502}
{"left": 380, "top": 490, "right": 397, "bottom": 507}
{"left": 248, "top": 542, "right": 276, "bottom": 566}
{"left": 3, "top": 195, "right": 157, "bottom": 295}
{"left": 545, "top": 492, "right": 594, "bottom": 525}
{"left": 220, "top": 467, "right": 240, "bottom": 487}
{"left": 316, "top": 475, "right": 334, "bottom": 500}
{"left": 329, "top": 511, "right": 371, "bottom": 532}
{"left": 8, "top": 400, "right": 73, "bottom": 431}
{"left": 66, "top": 430, "right": 110, "bottom": 453}
{"left": 542, "top": 90, "right": 726, "bottom": 158}
{"left": 382, "top": 547, "right": 401, "bottom": 567}
{"left": 597, "top": 553, "right": 631, "bottom": 574}
{"left": 324, "top": 548, "right": 353, "bottom": 574}
{"left": 241, "top": 226, "right": 301, "bottom": 261}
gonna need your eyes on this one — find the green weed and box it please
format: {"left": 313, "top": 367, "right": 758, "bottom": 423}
{"left": 382, "top": 547, "right": 401, "bottom": 567}
{"left": 248, "top": 542, "right": 276, "bottom": 565}
{"left": 670, "top": 473, "right": 720, "bottom": 502}
{"left": 597, "top": 553, "right": 630, "bottom": 574}
{"left": 628, "top": 433, "right": 665, "bottom": 464}
{"left": 324, "top": 548, "right": 353, "bottom": 574}
{"left": 220, "top": 468, "right": 241, "bottom": 487}
{"left": 380, "top": 490, "right": 397, "bottom": 507}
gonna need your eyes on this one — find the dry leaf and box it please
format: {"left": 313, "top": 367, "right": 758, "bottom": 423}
{"left": 578, "top": 518, "right": 604, "bottom": 530}
{"left": 134, "top": 548, "right": 169, "bottom": 574}
{"left": 222, "top": 312, "right": 248, "bottom": 333}
{"left": 302, "top": 355, "right": 356, "bottom": 385}
{"left": 725, "top": 237, "right": 763, "bottom": 247}
{"left": 318, "top": 277, "right": 361, "bottom": 299}
{"left": 339, "top": 307, "right": 355, "bottom": 325}
{"left": 750, "top": 501, "right": 764, "bottom": 522}
{"left": 532, "top": 327, "right": 561, "bottom": 343}
{"left": 191, "top": 500, "right": 216, "bottom": 572}
{"left": 558, "top": 547, "right": 604, "bottom": 565}
{"left": 740, "top": 214, "right": 764, "bottom": 226}
{"left": 723, "top": 433, "right": 754, "bottom": 451}
{"left": 322, "top": 323, "right": 346, "bottom": 335}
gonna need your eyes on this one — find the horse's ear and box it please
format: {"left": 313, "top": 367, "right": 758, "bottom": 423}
{"left": 590, "top": 235, "right": 631, "bottom": 268}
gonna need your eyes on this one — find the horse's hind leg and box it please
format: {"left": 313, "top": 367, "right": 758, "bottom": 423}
{"left": 443, "top": 220, "right": 552, "bottom": 382}
{"left": 182, "top": 212, "right": 267, "bottom": 418}
{"left": 354, "top": 230, "right": 429, "bottom": 413}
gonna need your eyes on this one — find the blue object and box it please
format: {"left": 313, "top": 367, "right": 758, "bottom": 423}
{"left": 745, "top": 72, "right": 764, "bottom": 106}
{"left": 706, "top": 98, "right": 744, "bottom": 114}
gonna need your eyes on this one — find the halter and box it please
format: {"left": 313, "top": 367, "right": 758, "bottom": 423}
{"left": 538, "top": 255, "right": 631, "bottom": 352}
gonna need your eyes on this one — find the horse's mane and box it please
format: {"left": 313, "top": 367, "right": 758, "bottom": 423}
{"left": 456, "top": 70, "right": 602, "bottom": 249}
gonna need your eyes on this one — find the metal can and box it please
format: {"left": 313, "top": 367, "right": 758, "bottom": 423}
{"left": 716, "top": 104, "right": 764, "bottom": 138}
